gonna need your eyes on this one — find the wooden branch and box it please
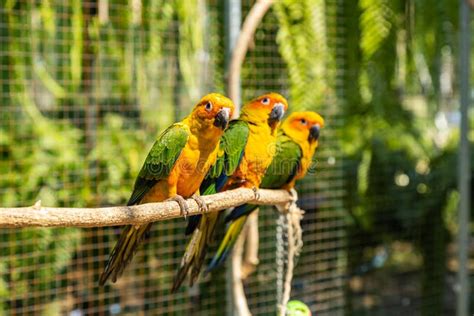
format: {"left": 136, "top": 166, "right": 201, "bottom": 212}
{"left": 241, "top": 209, "right": 260, "bottom": 279}
{"left": 232, "top": 225, "right": 252, "bottom": 316}
{"left": 0, "top": 188, "right": 292, "bottom": 228}
{"left": 98, "top": 0, "right": 109, "bottom": 24}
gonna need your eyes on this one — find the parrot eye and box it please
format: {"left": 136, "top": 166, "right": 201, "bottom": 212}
{"left": 205, "top": 101, "right": 213, "bottom": 112}
{"left": 261, "top": 97, "right": 270, "bottom": 105}
{"left": 300, "top": 119, "right": 307, "bottom": 125}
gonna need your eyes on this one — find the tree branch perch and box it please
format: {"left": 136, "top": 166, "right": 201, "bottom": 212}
{"left": 0, "top": 188, "right": 292, "bottom": 228}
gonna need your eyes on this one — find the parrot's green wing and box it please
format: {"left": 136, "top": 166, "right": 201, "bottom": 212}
{"left": 184, "top": 120, "right": 249, "bottom": 235}
{"left": 201, "top": 119, "right": 250, "bottom": 194}
{"left": 221, "top": 134, "right": 302, "bottom": 224}
{"left": 174, "top": 120, "right": 250, "bottom": 290}
{"left": 208, "top": 120, "right": 249, "bottom": 178}
{"left": 127, "top": 124, "right": 189, "bottom": 206}
{"left": 260, "top": 133, "right": 302, "bottom": 189}
{"left": 206, "top": 134, "right": 303, "bottom": 272}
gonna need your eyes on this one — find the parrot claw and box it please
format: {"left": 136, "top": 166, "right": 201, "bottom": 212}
{"left": 252, "top": 187, "right": 260, "bottom": 200}
{"left": 168, "top": 195, "right": 189, "bottom": 219}
{"left": 191, "top": 194, "right": 208, "bottom": 213}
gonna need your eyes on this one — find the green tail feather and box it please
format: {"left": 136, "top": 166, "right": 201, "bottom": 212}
{"left": 172, "top": 212, "right": 219, "bottom": 292}
{"left": 99, "top": 223, "right": 152, "bottom": 286}
{"left": 206, "top": 215, "right": 248, "bottom": 272}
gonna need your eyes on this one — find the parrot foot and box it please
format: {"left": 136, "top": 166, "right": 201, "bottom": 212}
{"left": 252, "top": 186, "right": 260, "bottom": 201}
{"left": 168, "top": 195, "right": 189, "bottom": 219}
{"left": 191, "top": 194, "right": 208, "bottom": 213}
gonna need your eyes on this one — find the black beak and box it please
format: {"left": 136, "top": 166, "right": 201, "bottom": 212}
{"left": 268, "top": 103, "right": 285, "bottom": 125}
{"left": 213, "top": 107, "right": 230, "bottom": 130}
{"left": 309, "top": 125, "right": 320, "bottom": 142}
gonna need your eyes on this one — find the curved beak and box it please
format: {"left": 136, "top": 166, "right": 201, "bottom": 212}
{"left": 308, "top": 125, "right": 320, "bottom": 142}
{"left": 214, "top": 107, "right": 231, "bottom": 130}
{"left": 268, "top": 103, "right": 285, "bottom": 125}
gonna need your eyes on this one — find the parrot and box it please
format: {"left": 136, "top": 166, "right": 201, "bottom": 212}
{"left": 171, "top": 93, "right": 289, "bottom": 291}
{"left": 98, "top": 93, "right": 235, "bottom": 286}
{"left": 286, "top": 300, "right": 312, "bottom": 316}
{"left": 206, "top": 111, "right": 324, "bottom": 272}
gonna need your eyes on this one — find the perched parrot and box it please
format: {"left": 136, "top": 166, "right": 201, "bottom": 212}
{"left": 206, "top": 111, "right": 324, "bottom": 272}
{"left": 172, "top": 93, "right": 289, "bottom": 291}
{"left": 99, "top": 93, "right": 235, "bottom": 285}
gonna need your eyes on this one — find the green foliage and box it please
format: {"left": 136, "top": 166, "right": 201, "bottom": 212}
{"left": 0, "top": 228, "right": 81, "bottom": 308}
{"left": 0, "top": 73, "right": 83, "bottom": 310}
{"left": 335, "top": 0, "right": 459, "bottom": 237}
{"left": 272, "top": 2, "right": 465, "bottom": 313}
{"left": 0, "top": 0, "right": 218, "bottom": 313}
{"left": 0, "top": 0, "right": 467, "bottom": 313}
{"left": 90, "top": 114, "right": 150, "bottom": 205}
{"left": 274, "top": 0, "right": 330, "bottom": 110}
{"left": 176, "top": 0, "right": 206, "bottom": 104}
{"left": 359, "top": 0, "right": 394, "bottom": 60}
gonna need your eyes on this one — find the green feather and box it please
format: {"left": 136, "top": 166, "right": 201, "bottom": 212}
{"left": 128, "top": 123, "right": 189, "bottom": 205}
{"left": 207, "top": 120, "right": 250, "bottom": 179}
{"left": 100, "top": 123, "right": 189, "bottom": 286}
{"left": 260, "top": 133, "right": 302, "bottom": 189}
{"left": 174, "top": 120, "right": 250, "bottom": 291}
{"left": 222, "top": 120, "right": 250, "bottom": 175}
{"left": 206, "top": 132, "right": 305, "bottom": 272}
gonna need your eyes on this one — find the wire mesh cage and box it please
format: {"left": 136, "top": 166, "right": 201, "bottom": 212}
{"left": 0, "top": 0, "right": 472, "bottom": 315}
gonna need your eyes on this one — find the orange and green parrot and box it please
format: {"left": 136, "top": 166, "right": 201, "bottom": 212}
{"left": 206, "top": 111, "right": 324, "bottom": 272}
{"left": 172, "top": 93, "right": 289, "bottom": 291}
{"left": 99, "top": 93, "right": 235, "bottom": 285}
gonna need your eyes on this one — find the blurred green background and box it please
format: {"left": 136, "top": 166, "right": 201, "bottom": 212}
{"left": 0, "top": 0, "right": 472, "bottom": 315}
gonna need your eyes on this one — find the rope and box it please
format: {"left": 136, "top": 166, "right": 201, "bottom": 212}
{"left": 275, "top": 212, "right": 287, "bottom": 307}
{"left": 276, "top": 190, "right": 305, "bottom": 316}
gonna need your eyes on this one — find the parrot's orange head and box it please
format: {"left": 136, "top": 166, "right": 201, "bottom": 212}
{"left": 192, "top": 93, "right": 235, "bottom": 132}
{"left": 241, "top": 93, "right": 288, "bottom": 129}
{"left": 281, "top": 111, "right": 325, "bottom": 145}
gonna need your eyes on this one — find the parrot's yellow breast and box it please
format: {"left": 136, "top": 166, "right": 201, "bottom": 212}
{"left": 295, "top": 140, "right": 318, "bottom": 183}
{"left": 173, "top": 133, "right": 220, "bottom": 197}
{"left": 228, "top": 123, "right": 277, "bottom": 188}
{"left": 141, "top": 124, "right": 222, "bottom": 203}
